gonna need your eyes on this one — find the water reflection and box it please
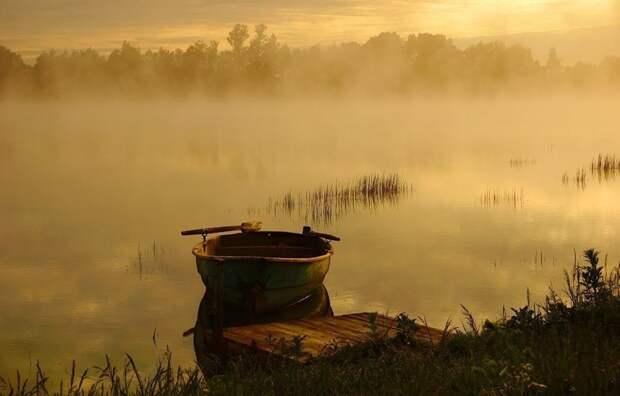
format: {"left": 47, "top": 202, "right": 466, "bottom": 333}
{"left": 195, "top": 284, "right": 333, "bottom": 330}
{"left": 2, "top": 98, "right": 620, "bottom": 380}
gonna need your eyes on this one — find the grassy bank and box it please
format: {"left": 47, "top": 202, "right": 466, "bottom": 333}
{"left": 3, "top": 249, "right": 620, "bottom": 395}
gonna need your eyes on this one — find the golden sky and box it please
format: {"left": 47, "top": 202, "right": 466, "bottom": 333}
{"left": 0, "top": 0, "right": 618, "bottom": 53}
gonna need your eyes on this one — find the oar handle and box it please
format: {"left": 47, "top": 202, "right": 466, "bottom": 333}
{"left": 181, "top": 221, "right": 262, "bottom": 236}
{"left": 302, "top": 226, "right": 341, "bottom": 241}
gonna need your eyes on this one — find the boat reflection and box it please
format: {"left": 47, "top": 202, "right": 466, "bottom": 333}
{"left": 195, "top": 284, "right": 332, "bottom": 329}
{"left": 193, "top": 285, "right": 332, "bottom": 368}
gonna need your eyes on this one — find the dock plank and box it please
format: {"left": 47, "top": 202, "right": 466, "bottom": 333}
{"left": 216, "top": 312, "right": 445, "bottom": 363}
{"left": 292, "top": 317, "right": 375, "bottom": 340}
{"left": 347, "top": 313, "right": 399, "bottom": 329}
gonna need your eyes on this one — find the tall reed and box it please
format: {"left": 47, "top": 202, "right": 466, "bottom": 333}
{"left": 267, "top": 173, "right": 411, "bottom": 225}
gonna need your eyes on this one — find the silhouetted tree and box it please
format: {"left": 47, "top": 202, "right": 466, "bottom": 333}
{"left": 405, "top": 33, "right": 461, "bottom": 89}
{"left": 546, "top": 48, "right": 562, "bottom": 70}
{"left": 33, "top": 51, "right": 62, "bottom": 94}
{"left": 602, "top": 56, "right": 620, "bottom": 85}
{"left": 182, "top": 40, "right": 218, "bottom": 88}
{"left": 0, "top": 46, "right": 27, "bottom": 94}
{"left": 227, "top": 24, "right": 249, "bottom": 55}
{"left": 107, "top": 42, "right": 144, "bottom": 91}
{"left": 0, "top": 25, "right": 616, "bottom": 97}
{"left": 247, "top": 25, "right": 280, "bottom": 87}
{"left": 565, "top": 62, "right": 598, "bottom": 89}
{"left": 463, "top": 42, "right": 539, "bottom": 91}
{"left": 143, "top": 48, "right": 183, "bottom": 90}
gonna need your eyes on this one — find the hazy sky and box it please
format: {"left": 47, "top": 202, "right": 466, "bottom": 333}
{"left": 1, "top": 0, "right": 618, "bottom": 54}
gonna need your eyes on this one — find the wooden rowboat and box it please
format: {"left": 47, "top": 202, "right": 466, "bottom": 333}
{"left": 182, "top": 222, "right": 339, "bottom": 315}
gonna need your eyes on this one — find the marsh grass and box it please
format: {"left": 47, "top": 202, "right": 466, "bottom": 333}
{"left": 131, "top": 241, "right": 168, "bottom": 279}
{"left": 591, "top": 154, "right": 620, "bottom": 183}
{"left": 266, "top": 173, "right": 411, "bottom": 225}
{"left": 508, "top": 157, "right": 536, "bottom": 168}
{"left": 562, "top": 168, "right": 587, "bottom": 189}
{"left": 6, "top": 249, "right": 620, "bottom": 395}
{"left": 0, "top": 351, "right": 204, "bottom": 396}
{"left": 563, "top": 154, "right": 620, "bottom": 188}
{"left": 480, "top": 188, "right": 524, "bottom": 208}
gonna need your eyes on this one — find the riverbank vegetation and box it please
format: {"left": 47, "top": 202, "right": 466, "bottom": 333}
{"left": 3, "top": 248, "right": 620, "bottom": 395}
{"left": 2, "top": 25, "right": 620, "bottom": 98}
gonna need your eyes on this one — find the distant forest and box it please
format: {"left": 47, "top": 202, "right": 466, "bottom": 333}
{"left": 1, "top": 24, "right": 620, "bottom": 97}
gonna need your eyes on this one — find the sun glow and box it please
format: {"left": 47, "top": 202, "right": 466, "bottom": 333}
{"left": 0, "top": 0, "right": 617, "bottom": 56}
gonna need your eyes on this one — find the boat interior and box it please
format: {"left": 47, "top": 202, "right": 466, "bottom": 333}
{"left": 199, "top": 231, "right": 332, "bottom": 259}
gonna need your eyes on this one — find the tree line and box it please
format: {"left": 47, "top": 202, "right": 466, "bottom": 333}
{"left": 1, "top": 24, "right": 620, "bottom": 97}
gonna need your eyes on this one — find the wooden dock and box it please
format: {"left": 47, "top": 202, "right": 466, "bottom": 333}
{"left": 218, "top": 312, "right": 445, "bottom": 362}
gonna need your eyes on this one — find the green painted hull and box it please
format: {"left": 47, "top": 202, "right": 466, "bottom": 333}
{"left": 193, "top": 231, "right": 333, "bottom": 314}
{"left": 195, "top": 255, "right": 330, "bottom": 313}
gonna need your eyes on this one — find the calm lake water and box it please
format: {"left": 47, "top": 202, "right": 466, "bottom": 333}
{"left": 1, "top": 97, "right": 619, "bottom": 379}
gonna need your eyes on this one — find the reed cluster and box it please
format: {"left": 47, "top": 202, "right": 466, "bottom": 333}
{"left": 562, "top": 168, "right": 588, "bottom": 189}
{"left": 508, "top": 158, "right": 535, "bottom": 168}
{"left": 133, "top": 241, "right": 168, "bottom": 279}
{"left": 267, "top": 174, "right": 411, "bottom": 224}
{"left": 591, "top": 154, "right": 620, "bottom": 173}
{"left": 591, "top": 154, "right": 620, "bottom": 182}
{"left": 480, "top": 188, "right": 524, "bottom": 208}
{"left": 563, "top": 154, "right": 620, "bottom": 188}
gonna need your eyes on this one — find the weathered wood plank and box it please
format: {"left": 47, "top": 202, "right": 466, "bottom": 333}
{"left": 347, "top": 313, "right": 399, "bottom": 329}
{"left": 300, "top": 317, "right": 363, "bottom": 336}
{"left": 262, "top": 323, "right": 349, "bottom": 345}
{"left": 217, "top": 312, "right": 446, "bottom": 363}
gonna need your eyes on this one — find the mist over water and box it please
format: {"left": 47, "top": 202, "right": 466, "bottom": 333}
{"left": 1, "top": 95, "right": 620, "bottom": 378}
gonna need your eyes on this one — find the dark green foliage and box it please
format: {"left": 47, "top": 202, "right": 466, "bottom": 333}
{"left": 395, "top": 312, "right": 418, "bottom": 342}
{"left": 265, "top": 334, "right": 309, "bottom": 361}
{"left": 0, "top": 46, "right": 28, "bottom": 93}
{"left": 581, "top": 249, "right": 607, "bottom": 303}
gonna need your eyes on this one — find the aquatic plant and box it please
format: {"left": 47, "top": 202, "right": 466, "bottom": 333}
{"left": 508, "top": 157, "right": 536, "bottom": 168}
{"left": 267, "top": 173, "right": 411, "bottom": 225}
{"left": 480, "top": 188, "right": 524, "bottom": 208}
{"left": 591, "top": 154, "right": 620, "bottom": 173}
{"left": 132, "top": 241, "right": 168, "bottom": 279}
{"left": 591, "top": 154, "right": 620, "bottom": 182}
{"left": 563, "top": 154, "right": 620, "bottom": 188}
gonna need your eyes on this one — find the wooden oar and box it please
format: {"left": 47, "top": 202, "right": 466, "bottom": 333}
{"left": 181, "top": 221, "right": 262, "bottom": 236}
{"left": 302, "top": 226, "right": 341, "bottom": 241}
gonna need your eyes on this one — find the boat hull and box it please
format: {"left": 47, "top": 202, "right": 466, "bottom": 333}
{"left": 193, "top": 231, "right": 333, "bottom": 314}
